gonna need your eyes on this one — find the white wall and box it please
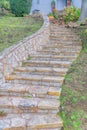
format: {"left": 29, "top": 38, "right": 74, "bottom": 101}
{"left": 30, "top": 0, "right": 82, "bottom": 15}
{"left": 56, "top": 0, "right": 67, "bottom": 10}
{"left": 30, "top": 0, "right": 51, "bottom": 15}
{"left": 72, "top": 0, "right": 82, "bottom": 8}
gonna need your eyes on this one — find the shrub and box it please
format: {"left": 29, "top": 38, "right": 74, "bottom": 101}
{"left": 9, "top": 0, "right": 32, "bottom": 17}
{"left": 4, "top": 0, "right": 10, "bottom": 10}
{"left": 0, "top": 0, "right": 10, "bottom": 10}
{"left": 64, "top": 6, "right": 81, "bottom": 23}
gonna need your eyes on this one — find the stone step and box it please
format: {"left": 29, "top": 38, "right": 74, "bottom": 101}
{"left": 50, "top": 39, "right": 80, "bottom": 43}
{"left": 0, "top": 113, "right": 63, "bottom": 129}
{"left": 50, "top": 32, "right": 76, "bottom": 36}
{"left": 6, "top": 80, "right": 62, "bottom": 87}
{"left": 37, "top": 51, "right": 79, "bottom": 56}
{"left": 14, "top": 66, "right": 68, "bottom": 76}
{"left": 31, "top": 54, "right": 77, "bottom": 61}
{"left": 0, "top": 97, "right": 60, "bottom": 114}
{"left": 39, "top": 48, "right": 81, "bottom": 53}
{"left": 43, "top": 45, "right": 81, "bottom": 50}
{"left": 50, "top": 34, "right": 79, "bottom": 38}
{"left": 0, "top": 83, "right": 61, "bottom": 98}
{"left": 5, "top": 74, "right": 64, "bottom": 85}
{"left": 50, "top": 36, "right": 79, "bottom": 41}
{"left": 50, "top": 41, "right": 81, "bottom": 46}
{"left": 22, "top": 60, "right": 71, "bottom": 68}
{"left": 50, "top": 30, "right": 76, "bottom": 34}
{"left": 50, "top": 28, "right": 72, "bottom": 32}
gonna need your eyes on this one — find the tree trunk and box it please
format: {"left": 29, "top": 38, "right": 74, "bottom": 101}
{"left": 79, "top": 0, "right": 87, "bottom": 21}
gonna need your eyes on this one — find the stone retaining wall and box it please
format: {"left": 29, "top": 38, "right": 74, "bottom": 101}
{"left": 0, "top": 15, "right": 50, "bottom": 85}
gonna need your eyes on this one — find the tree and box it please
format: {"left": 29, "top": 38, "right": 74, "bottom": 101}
{"left": 79, "top": 0, "right": 87, "bottom": 21}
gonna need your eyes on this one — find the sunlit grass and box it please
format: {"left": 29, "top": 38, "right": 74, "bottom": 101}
{"left": 0, "top": 16, "right": 43, "bottom": 52}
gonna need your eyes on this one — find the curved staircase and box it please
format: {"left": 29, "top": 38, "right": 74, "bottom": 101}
{"left": 0, "top": 24, "right": 81, "bottom": 130}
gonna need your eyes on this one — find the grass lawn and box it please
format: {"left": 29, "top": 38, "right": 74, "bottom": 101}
{"left": 0, "top": 16, "right": 43, "bottom": 52}
{"left": 60, "top": 25, "right": 87, "bottom": 130}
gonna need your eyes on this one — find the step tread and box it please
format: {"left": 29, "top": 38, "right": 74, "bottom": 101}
{"left": 6, "top": 74, "right": 64, "bottom": 84}
{"left": 0, "top": 113, "right": 63, "bottom": 129}
{"left": 22, "top": 60, "right": 71, "bottom": 68}
{"left": 14, "top": 66, "right": 68, "bottom": 73}
{"left": 24, "top": 60, "right": 72, "bottom": 65}
{"left": 31, "top": 54, "right": 77, "bottom": 58}
{"left": 0, "top": 97, "right": 60, "bottom": 110}
{"left": 0, "top": 83, "right": 61, "bottom": 97}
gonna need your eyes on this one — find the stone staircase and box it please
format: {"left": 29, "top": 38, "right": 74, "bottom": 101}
{"left": 0, "top": 24, "right": 81, "bottom": 130}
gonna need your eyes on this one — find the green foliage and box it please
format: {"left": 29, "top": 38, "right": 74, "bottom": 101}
{"left": 64, "top": 75, "right": 72, "bottom": 81}
{"left": 64, "top": 6, "right": 81, "bottom": 23}
{"left": 9, "top": 0, "right": 32, "bottom": 17}
{"left": 48, "top": 12, "right": 58, "bottom": 19}
{"left": 75, "top": 25, "right": 87, "bottom": 51}
{"left": 81, "top": 29, "right": 87, "bottom": 50}
{"left": 51, "top": 0, "right": 55, "bottom": 6}
{"left": 59, "top": 110, "right": 83, "bottom": 130}
{"left": 0, "top": 0, "right": 10, "bottom": 10}
{"left": 53, "top": 12, "right": 58, "bottom": 19}
{"left": 48, "top": 12, "right": 53, "bottom": 17}
{"left": 0, "top": 16, "right": 42, "bottom": 52}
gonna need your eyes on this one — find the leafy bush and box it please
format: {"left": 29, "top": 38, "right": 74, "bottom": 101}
{"left": 0, "top": 0, "right": 10, "bottom": 10}
{"left": 9, "top": 0, "right": 32, "bottom": 17}
{"left": 4, "top": 0, "right": 10, "bottom": 10}
{"left": 64, "top": 6, "right": 81, "bottom": 23}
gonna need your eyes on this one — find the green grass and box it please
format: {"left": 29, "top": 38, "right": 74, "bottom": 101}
{"left": 0, "top": 16, "right": 43, "bottom": 52}
{"left": 59, "top": 25, "right": 87, "bottom": 130}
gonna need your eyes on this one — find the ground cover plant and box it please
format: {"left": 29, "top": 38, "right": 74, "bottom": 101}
{"left": 0, "top": 16, "right": 43, "bottom": 52}
{"left": 59, "top": 24, "right": 87, "bottom": 130}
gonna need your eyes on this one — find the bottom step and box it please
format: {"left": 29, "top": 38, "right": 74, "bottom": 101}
{"left": 0, "top": 113, "right": 63, "bottom": 130}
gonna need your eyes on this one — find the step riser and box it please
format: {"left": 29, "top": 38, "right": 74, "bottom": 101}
{"left": 0, "top": 92, "right": 59, "bottom": 99}
{"left": 14, "top": 71, "right": 67, "bottom": 77}
{"left": 32, "top": 58, "right": 75, "bottom": 62}
{"left": 50, "top": 37, "right": 79, "bottom": 41}
{"left": 50, "top": 30, "right": 72, "bottom": 33}
{"left": 50, "top": 42, "right": 81, "bottom": 45}
{"left": 43, "top": 46, "right": 81, "bottom": 50}
{"left": 0, "top": 107, "right": 58, "bottom": 114}
{"left": 38, "top": 50, "right": 80, "bottom": 53}
{"left": 37, "top": 52, "right": 79, "bottom": 56}
{"left": 50, "top": 34, "right": 79, "bottom": 37}
{"left": 23, "top": 62, "right": 71, "bottom": 68}
{"left": 40, "top": 43, "right": 81, "bottom": 47}
{"left": 50, "top": 38, "right": 80, "bottom": 41}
